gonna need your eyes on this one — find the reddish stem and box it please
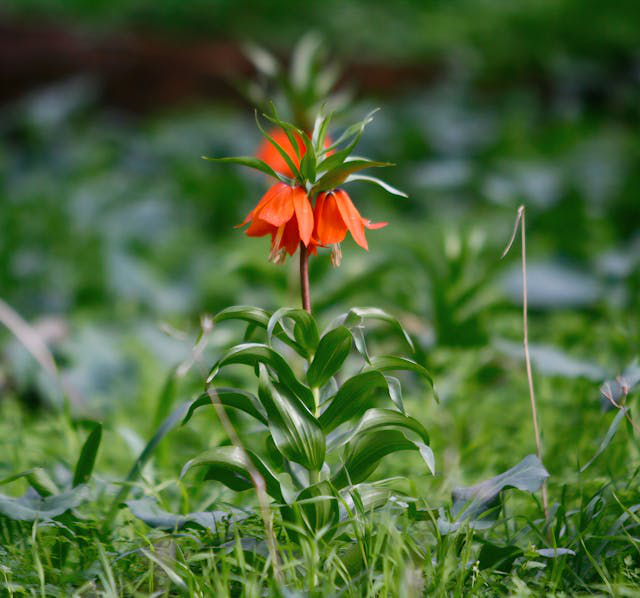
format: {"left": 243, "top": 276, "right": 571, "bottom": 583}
{"left": 299, "top": 243, "right": 311, "bottom": 313}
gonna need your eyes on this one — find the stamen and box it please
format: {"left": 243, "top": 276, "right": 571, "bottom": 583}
{"left": 330, "top": 243, "right": 342, "bottom": 267}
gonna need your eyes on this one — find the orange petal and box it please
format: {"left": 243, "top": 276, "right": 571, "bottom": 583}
{"left": 237, "top": 183, "right": 283, "bottom": 227}
{"left": 292, "top": 186, "right": 313, "bottom": 246}
{"left": 334, "top": 189, "right": 368, "bottom": 250}
{"left": 245, "top": 218, "right": 276, "bottom": 238}
{"left": 364, "top": 220, "right": 388, "bottom": 230}
{"left": 280, "top": 218, "right": 301, "bottom": 255}
{"left": 314, "top": 191, "right": 348, "bottom": 245}
{"left": 257, "top": 183, "right": 295, "bottom": 227}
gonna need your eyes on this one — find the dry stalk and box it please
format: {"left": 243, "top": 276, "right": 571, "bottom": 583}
{"left": 502, "top": 205, "right": 549, "bottom": 522}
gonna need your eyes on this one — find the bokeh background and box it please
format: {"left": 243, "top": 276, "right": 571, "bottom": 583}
{"left": 1, "top": 0, "right": 639, "bottom": 505}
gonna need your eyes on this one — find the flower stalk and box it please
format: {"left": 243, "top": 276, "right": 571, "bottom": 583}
{"left": 299, "top": 242, "right": 311, "bottom": 313}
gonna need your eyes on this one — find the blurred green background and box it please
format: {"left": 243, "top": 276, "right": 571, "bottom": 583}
{"left": 1, "top": 0, "right": 639, "bottom": 499}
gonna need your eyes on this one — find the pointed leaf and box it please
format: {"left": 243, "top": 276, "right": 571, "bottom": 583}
{"left": 267, "top": 307, "right": 319, "bottom": 358}
{"left": 258, "top": 367, "right": 325, "bottom": 470}
{"left": 181, "top": 446, "right": 283, "bottom": 502}
{"left": 344, "top": 174, "right": 408, "bottom": 198}
{"left": 207, "top": 343, "right": 314, "bottom": 411}
{"left": 306, "top": 326, "right": 352, "bottom": 389}
{"left": 202, "top": 156, "right": 287, "bottom": 182}
{"left": 182, "top": 388, "right": 268, "bottom": 427}
{"left": 72, "top": 422, "right": 102, "bottom": 487}
{"left": 332, "top": 430, "right": 431, "bottom": 488}
{"left": 319, "top": 370, "right": 389, "bottom": 432}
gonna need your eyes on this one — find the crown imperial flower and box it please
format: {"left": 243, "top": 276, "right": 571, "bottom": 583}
{"left": 239, "top": 182, "right": 315, "bottom": 262}
{"left": 314, "top": 189, "right": 387, "bottom": 251}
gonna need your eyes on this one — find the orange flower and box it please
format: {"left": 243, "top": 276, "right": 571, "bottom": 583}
{"left": 313, "top": 189, "right": 387, "bottom": 251}
{"left": 257, "top": 129, "right": 332, "bottom": 178}
{"left": 239, "top": 182, "right": 315, "bottom": 261}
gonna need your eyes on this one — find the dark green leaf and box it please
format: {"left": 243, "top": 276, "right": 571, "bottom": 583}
{"left": 182, "top": 388, "right": 268, "bottom": 427}
{"left": 334, "top": 307, "right": 415, "bottom": 353}
{"left": 207, "top": 343, "right": 314, "bottom": 411}
{"left": 312, "top": 158, "right": 391, "bottom": 194}
{"left": 319, "top": 370, "right": 389, "bottom": 432}
{"left": 202, "top": 155, "right": 286, "bottom": 182}
{"left": 255, "top": 111, "right": 301, "bottom": 180}
{"left": 306, "top": 327, "right": 352, "bottom": 388}
{"left": 580, "top": 408, "right": 627, "bottom": 472}
{"left": 365, "top": 355, "right": 434, "bottom": 392}
{"left": 181, "top": 446, "right": 283, "bottom": 502}
{"left": 72, "top": 422, "right": 102, "bottom": 487}
{"left": 258, "top": 366, "right": 325, "bottom": 470}
{"left": 329, "top": 408, "right": 429, "bottom": 452}
{"left": 267, "top": 307, "right": 319, "bottom": 357}
{"left": 332, "top": 430, "right": 433, "bottom": 488}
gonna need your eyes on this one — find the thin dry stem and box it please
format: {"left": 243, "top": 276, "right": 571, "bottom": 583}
{"left": 0, "top": 297, "right": 81, "bottom": 407}
{"left": 502, "top": 205, "right": 549, "bottom": 522}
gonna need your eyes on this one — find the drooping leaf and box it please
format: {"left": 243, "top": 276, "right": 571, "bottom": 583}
{"left": 580, "top": 408, "right": 628, "bottom": 472}
{"left": 72, "top": 422, "right": 102, "bottom": 487}
{"left": 182, "top": 388, "right": 268, "bottom": 427}
{"left": 181, "top": 446, "right": 283, "bottom": 502}
{"left": 214, "top": 306, "right": 305, "bottom": 355}
{"left": 258, "top": 366, "right": 325, "bottom": 471}
{"left": 267, "top": 307, "right": 319, "bottom": 358}
{"left": 344, "top": 174, "right": 408, "bottom": 198}
{"left": 334, "top": 307, "right": 415, "bottom": 353}
{"left": 329, "top": 408, "right": 429, "bottom": 452}
{"left": 448, "top": 454, "right": 549, "bottom": 529}
{"left": 319, "top": 370, "right": 389, "bottom": 432}
{"left": 126, "top": 497, "right": 243, "bottom": 532}
{"left": 306, "top": 326, "right": 352, "bottom": 389}
{"left": 202, "top": 156, "right": 286, "bottom": 182}
{"left": 0, "top": 485, "right": 89, "bottom": 521}
{"left": 207, "top": 343, "right": 314, "bottom": 411}
{"left": 364, "top": 355, "right": 434, "bottom": 392}
{"left": 312, "top": 158, "right": 392, "bottom": 194}
{"left": 332, "top": 430, "right": 433, "bottom": 488}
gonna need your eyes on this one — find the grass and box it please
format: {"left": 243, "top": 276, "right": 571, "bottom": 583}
{"left": 1, "top": 50, "right": 639, "bottom": 595}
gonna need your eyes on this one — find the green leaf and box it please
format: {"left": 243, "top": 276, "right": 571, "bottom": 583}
{"left": 26, "top": 468, "right": 59, "bottom": 497}
{"left": 446, "top": 454, "right": 549, "bottom": 531}
{"left": 202, "top": 156, "right": 286, "bottom": 183}
{"left": 182, "top": 388, "right": 268, "bottom": 427}
{"left": 344, "top": 174, "right": 408, "bottom": 198}
{"left": 267, "top": 307, "right": 319, "bottom": 358}
{"left": 328, "top": 408, "right": 429, "bottom": 452}
{"left": 207, "top": 343, "right": 314, "bottom": 411}
{"left": 334, "top": 307, "right": 415, "bottom": 353}
{"left": 332, "top": 430, "right": 432, "bottom": 488}
{"left": 306, "top": 326, "right": 352, "bottom": 388}
{"left": 0, "top": 485, "right": 89, "bottom": 521}
{"left": 181, "top": 446, "right": 283, "bottom": 502}
{"left": 126, "top": 497, "right": 242, "bottom": 532}
{"left": 364, "top": 355, "right": 435, "bottom": 393}
{"left": 258, "top": 366, "right": 325, "bottom": 471}
{"left": 214, "top": 306, "right": 306, "bottom": 356}
{"left": 318, "top": 370, "right": 389, "bottom": 432}
{"left": 72, "top": 422, "right": 102, "bottom": 487}
{"left": 283, "top": 481, "right": 339, "bottom": 535}
{"left": 580, "top": 408, "right": 627, "bottom": 472}
{"left": 312, "top": 158, "right": 391, "bottom": 194}
{"left": 320, "top": 109, "right": 378, "bottom": 157}
{"left": 104, "top": 400, "right": 191, "bottom": 530}
{"left": 255, "top": 111, "right": 301, "bottom": 180}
